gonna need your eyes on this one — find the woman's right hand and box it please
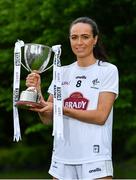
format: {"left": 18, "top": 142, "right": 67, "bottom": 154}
{"left": 26, "top": 71, "right": 41, "bottom": 91}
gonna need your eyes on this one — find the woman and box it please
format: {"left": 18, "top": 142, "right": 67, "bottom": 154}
{"left": 26, "top": 17, "right": 119, "bottom": 179}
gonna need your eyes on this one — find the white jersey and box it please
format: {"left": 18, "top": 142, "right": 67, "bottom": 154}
{"left": 48, "top": 60, "right": 119, "bottom": 164}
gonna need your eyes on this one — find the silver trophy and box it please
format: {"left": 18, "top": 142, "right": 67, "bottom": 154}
{"left": 16, "top": 43, "right": 52, "bottom": 108}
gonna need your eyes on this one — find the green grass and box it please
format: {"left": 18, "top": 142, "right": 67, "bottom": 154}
{"left": 114, "top": 160, "right": 136, "bottom": 179}
{"left": 0, "top": 170, "right": 52, "bottom": 179}
{"left": 0, "top": 160, "right": 136, "bottom": 179}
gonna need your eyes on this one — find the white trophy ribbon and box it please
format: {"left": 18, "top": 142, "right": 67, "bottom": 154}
{"left": 13, "top": 40, "right": 24, "bottom": 141}
{"left": 13, "top": 41, "right": 63, "bottom": 141}
{"left": 52, "top": 45, "right": 64, "bottom": 139}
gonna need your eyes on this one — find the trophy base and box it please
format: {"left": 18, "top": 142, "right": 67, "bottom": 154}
{"left": 15, "top": 101, "right": 43, "bottom": 109}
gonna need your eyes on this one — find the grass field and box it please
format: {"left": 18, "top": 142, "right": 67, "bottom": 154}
{"left": 0, "top": 170, "right": 51, "bottom": 179}
{"left": 0, "top": 161, "right": 136, "bottom": 179}
{"left": 114, "top": 161, "right": 136, "bottom": 179}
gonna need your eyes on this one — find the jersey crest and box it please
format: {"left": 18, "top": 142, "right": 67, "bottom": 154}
{"left": 64, "top": 92, "right": 89, "bottom": 110}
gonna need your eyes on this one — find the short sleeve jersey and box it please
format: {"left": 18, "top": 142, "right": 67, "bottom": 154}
{"left": 48, "top": 60, "right": 119, "bottom": 164}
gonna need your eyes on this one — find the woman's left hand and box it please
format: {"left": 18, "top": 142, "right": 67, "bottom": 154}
{"left": 29, "top": 98, "right": 53, "bottom": 113}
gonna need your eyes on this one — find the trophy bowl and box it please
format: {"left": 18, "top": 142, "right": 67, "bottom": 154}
{"left": 24, "top": 43, "right": 52, "bottom": 73}
{"left": 15, "top": 43, "right": 52, "bottom": 109}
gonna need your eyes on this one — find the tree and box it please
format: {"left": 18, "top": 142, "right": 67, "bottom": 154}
{"left": 0, "top": 0, "right": 136, "bottom": 173}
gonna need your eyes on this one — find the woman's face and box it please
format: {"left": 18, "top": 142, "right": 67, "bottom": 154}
{"left": 70, "top": 22, "right": 98, "bottom": 59}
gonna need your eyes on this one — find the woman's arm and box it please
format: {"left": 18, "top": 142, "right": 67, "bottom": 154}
{"left": 36, "top": 92, "right": 116, "bottom": 125}
{"left": 37, "top": 95, "right": 53, "bottom": 124}
{"left": 26, "top": 72, "right": 53, "bottom": 124}
{"left": 63, "top": 92, "right": 116, "bottom": 125}
{"left": 28, "top": 94, "right": 53, "bottom": 125}
{"left": 25, "top": 72, "right": 116, "bottom": 125}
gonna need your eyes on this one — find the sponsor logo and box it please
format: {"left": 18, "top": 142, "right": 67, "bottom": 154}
{"left": 14, "top": 88, "right": 19, "bottom": 102}
{"left": 93, "top": 145, "right": 100, "bottom": 153}
{"left": 62, "top": 81, "right": 70, "bottom": 85}
{"left": 52, "top": 161, "right": 58, "bottom": 169}
{"left": 76, "top": 75, "right": 86, "bottom": 79}
{"left": 57, "top": 86, "right": 61, "bottom": 100}
{"left": 91, "top": 78, "right": 100, "bottom": 89}
{"left": 54, "top": 85, "right": 61, "bottom": 100}
{"left": 64, "top": 92, "right": 89, "bottom": 110}
{"left": 89, "top": 168, "right": 101, "bottom": 173}
{"left": 15, "top": 52, "right": 21, "bottom": 66}
{"left": 54, "top": 85, "right": 56, "bottom": 98}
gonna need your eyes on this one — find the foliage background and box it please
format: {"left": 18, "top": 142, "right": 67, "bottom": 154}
{"left": 0, "top": 0, "right": 136, "bottom": 178}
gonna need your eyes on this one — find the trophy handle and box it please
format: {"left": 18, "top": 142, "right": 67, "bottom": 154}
{"left": 21, "top": 61, "right": 53, "bottom": 73}
{"left": 40, "top": 64, "right": 53, "bottom": 73}
{"left": 21, "top": 62, "right": 31, "bottom": 72}
{"left": 39, "top": 48, "right": 52, "bottom": 73}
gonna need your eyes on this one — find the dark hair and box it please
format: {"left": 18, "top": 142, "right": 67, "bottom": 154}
{"left": 69, "top": 17, "right": 108, "bottom": 62}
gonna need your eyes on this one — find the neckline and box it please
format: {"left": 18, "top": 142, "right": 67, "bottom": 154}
{"left": 75, "top": 60, "right": 99, "bottom": 70}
